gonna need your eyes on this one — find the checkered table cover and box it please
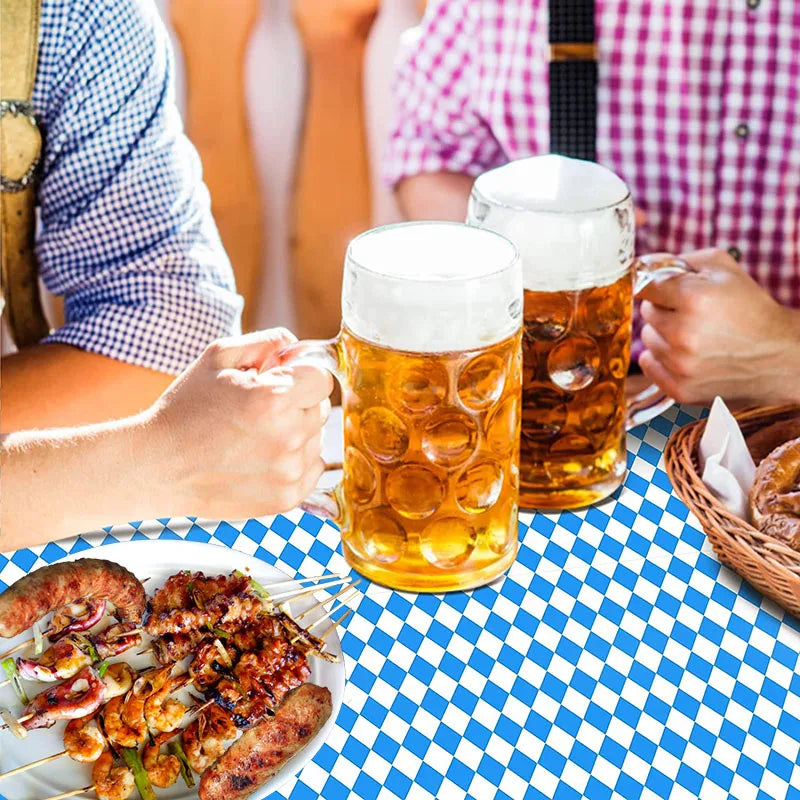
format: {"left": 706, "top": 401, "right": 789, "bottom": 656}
{"left": 2, "top": 406, "right": 799, "bottom": 800}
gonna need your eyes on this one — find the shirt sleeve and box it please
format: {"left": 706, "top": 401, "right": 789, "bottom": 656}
{"left": 383, "top": 0, "right": 503, "bottom": 188}
{"left": 36, "top": 0, "right": 243, "bottom": 375}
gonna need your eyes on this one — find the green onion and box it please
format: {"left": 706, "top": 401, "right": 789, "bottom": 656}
{"left": 168, "top": 740, "right": 195, "bottom": 787}
{"left": 97, "top": 660, "right": 109, "bottom": 678}
{"left": 234, "top": 569, "right": 270, "bottom": 600}
{"left": 74, "top": 633, "right": 100, "bottom": 663}
{"left": 2, "top": 658, "right": 29, "bottom": 705}
{"left": 210, "top": 627, "right": 230, "bottom": 639}
{"left": 32, "top": 622, "right": 44, "bottom": 656}
{"left": 121, "top": 747, "right": 157, "bottom": 800}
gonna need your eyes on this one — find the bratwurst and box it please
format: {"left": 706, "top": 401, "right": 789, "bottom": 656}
{"left": 199, "top": 683, "right": 332, "bottom": 800}
{"left": 0, "top": 559, "right": 146, "bottom": 638}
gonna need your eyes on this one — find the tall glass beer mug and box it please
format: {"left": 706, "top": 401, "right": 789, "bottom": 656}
{"left": 283, "top": 222, "right": 523, "bottom": 592}
{"left": 467, "top": 155, "right": 687, "bottom": 509}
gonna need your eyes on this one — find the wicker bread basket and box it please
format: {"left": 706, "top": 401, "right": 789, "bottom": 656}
{"left": 664, "top": 404, "right": 800, "bottom": 618}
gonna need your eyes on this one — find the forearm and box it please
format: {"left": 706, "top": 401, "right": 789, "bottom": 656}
{"left": 1, "top": 344, "right": 174, "bottom": 432}
{"left": 395, "top": 172, "right": 475, "bottom": 221}
{"left": 0, "top": 414, "right": 169, "bottom": 551}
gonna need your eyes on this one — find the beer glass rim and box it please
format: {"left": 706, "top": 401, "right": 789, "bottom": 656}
{"left": 346, "top": 220, "right": 521, "bottom": 283}
{"left": 471, "top": 159, "right": 632, "bottom": 216}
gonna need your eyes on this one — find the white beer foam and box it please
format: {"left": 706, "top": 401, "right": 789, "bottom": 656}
{"left": 343, "top": 222, "right": 522, "bottom": 353}
{"left": 469, "top": 156, "right": 635, "bottom": 292}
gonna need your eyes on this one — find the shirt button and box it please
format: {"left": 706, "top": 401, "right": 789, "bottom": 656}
{"left": 734, "top": 123, "right": 750, "bottom": 138}
{"left": 728, "top": 246, "right": 742, "bottom": 261}
{"left": 746, "top": 0, "right": 760, "bottom": 8}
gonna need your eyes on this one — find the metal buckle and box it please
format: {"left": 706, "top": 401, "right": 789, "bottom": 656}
{"left": 0, "top": 100, "right": 41, "bottom": 193}
{"left": 548, "top": 43, "right": 597, "bottom": 62}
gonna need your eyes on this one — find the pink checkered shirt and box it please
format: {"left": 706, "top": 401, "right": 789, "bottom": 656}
{"left": 385, "top": 0, "right": 800, "bottom": 310}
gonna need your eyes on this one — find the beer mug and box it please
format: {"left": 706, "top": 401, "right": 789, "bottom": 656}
{"left": 282, "top": 222, "right": 523, "bottom": 592}
{"left": 467, "top": 155, "right": 688, "bottom": 510}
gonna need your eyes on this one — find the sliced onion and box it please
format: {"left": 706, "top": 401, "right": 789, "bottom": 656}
{"left": 33, "top": 622, "right": 44, "bottom": 656}
{"left": 213, "top": 638, "right": 233, "bottom": 669}
{"left": 0, "top": 707, "right": 27, "bottom": 739}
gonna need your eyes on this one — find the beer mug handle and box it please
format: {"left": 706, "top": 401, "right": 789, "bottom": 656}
{"left": 626, "top": 253, "right": 693, "bottom": 429}
{"left": 278, "top": 337, "right": 346, "bottom": 524}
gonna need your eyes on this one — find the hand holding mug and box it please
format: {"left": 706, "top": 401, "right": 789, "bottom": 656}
{"left": 638, "top": 248, "right": 800, "bottom": 405}
{"left": 146, "top": 328, "right": 333, "bottom": 519}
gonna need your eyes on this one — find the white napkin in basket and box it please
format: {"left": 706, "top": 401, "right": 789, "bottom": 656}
{"left": 698, "top": 397, "right": 756, "bottom": 519}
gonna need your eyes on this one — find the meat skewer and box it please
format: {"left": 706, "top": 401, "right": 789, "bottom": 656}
{"left": 16, "top": 623, "right": 143, "bottom": 683}
{"left": 5, "top": 566, "right": 350, "bottom": 800}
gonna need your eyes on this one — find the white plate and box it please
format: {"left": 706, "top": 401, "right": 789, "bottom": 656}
{"left": 0, "top": 540, "right": 346, "bottom": 800}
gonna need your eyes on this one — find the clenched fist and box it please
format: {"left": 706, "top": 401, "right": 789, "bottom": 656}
{"left": 637, "top": 249, "right": 800, "bottom": 405}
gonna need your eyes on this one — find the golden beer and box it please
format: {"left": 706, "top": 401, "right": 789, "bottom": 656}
{"left": 520, "top": 272, "right": 632, "bottom": 508}
{"left": 340, "top": 327, "right": 521, "bottom": 592}
{"left": 468, "top": 155, "right": 684, "bottom": 508}
{"left": 284, "top": 221, "right": 523, "bottom": 591}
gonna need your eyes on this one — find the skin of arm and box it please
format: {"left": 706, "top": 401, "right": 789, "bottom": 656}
{"left": 1, "top": 345, "right": 174, "bottom": 432}
{"left": 5, "top": 0, "right": 240, "bottom": 433}
{"left": 1, "top": 329, "right": 333, "bottom": 551}
{"left": 395, "top": 172, "right": 475, "bottom": 221}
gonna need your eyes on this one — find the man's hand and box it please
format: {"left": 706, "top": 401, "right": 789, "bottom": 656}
{"left": 145, "top": 328, "right": 334, "bottom": 519}
{"left": 637, "top": 248, "right": 800, "bottom": 405}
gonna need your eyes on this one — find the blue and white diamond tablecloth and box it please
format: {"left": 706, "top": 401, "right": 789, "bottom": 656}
{"left": 2, "top": 405, "right": 800, "bottom": 800}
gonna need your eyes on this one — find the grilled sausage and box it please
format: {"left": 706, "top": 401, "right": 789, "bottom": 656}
{"left": 199, "top": 683, "right": 332, "bottom": 800}
{"left": 0, "top": 559, "right": 146, "bottom": 638}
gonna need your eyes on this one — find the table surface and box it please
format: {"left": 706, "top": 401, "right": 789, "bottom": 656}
{"left": 2, "top": 405, "right": 800, "bottom": 800}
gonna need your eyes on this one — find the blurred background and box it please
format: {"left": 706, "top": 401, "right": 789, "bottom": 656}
{"left": 150, "top": 0, "right": 424, "bottom": 342}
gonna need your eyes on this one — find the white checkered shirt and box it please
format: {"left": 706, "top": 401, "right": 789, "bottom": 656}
{"left": 385, "top": 0, "right": 800, "bottom": 319}
{"left": 30, "top": 0, "right": 242, "bottom": 374}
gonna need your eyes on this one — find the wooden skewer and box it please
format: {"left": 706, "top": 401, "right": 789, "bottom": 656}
{"left": 320, "top": 609, "right": 353, "bottom": 642}
{"left": 0, "top": 678, "right": 10, "bottom": 689}
{"left": 289, "top": 595, "right": 355, "bottom": 644}
{"left": 261, "top": 572, "right": 347, "bottom": 590}
{"left": 269, "top": 576, "right": 352, "bottom": 603}
{"left": 0, "top": 638, "right": 35, "bottom": 660}
{"left": 0, "top": 750, "right": 65, "bottom": 780}
{"left": 41, "top": 786, "right": 92, "bottom": 800}
{"left": 301, "top": 588, "right": 360, "bottom": 635}
{"left": 295, "top": 580, "right": 362, "bottom": 622}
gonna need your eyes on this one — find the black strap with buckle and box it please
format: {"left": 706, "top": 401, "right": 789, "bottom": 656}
{"left": 549, "top": 0, "right": 597, "bottom": 161}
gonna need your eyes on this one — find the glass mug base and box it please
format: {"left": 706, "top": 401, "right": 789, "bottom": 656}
{"left": 342, "top": 538, "right": 518, "bottom": 593}
{"left": 519, "top": 458, "right": 627, "bottom": 511}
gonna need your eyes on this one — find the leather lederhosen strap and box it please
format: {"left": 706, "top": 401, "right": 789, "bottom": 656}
{"left": 548, "top": 0, "right": 597, "bottom": 162}
{"left": 0, "top": 0, "right": 50, "bottom": 348}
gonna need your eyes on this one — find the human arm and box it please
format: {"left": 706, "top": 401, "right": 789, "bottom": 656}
{"left": 1, "top": 345, "right": 173, "bottom": 431}
{"left": 394, "top": 172, "right": 475, "bottom": 222}
{"left": 3, "top": 0, "right": 242, "bottom": 429}
{"left": 0, "top": 330, "right": 332, "bottom": 551}
{"left": 383, "top": 0, "right": 503, "bottom": 220}
{"left": 637, "top": 248, "right": 800, "bottom": 405}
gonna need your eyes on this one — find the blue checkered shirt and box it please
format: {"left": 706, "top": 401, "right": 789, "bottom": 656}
{"left": 30, "top": 0, "right": 242, "bottom": 374}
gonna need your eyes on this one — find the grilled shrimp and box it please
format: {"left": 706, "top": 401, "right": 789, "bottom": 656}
{"left": 64, "top": 713, "right": 105, "bottom": 762}
{"left": 92, "top": 752, "right": 135, "bottom": 800}
{"left": 102, "top": 695, "right": 147, "bottom": 748}
{"left": 143, "top": 731, "right": 182, "bottom": 788}
{"left": 100, "top": 662, "right": 134, "bottom": 700}
{"left": 144, "top": 674, "right": 190, "bottom": 733}
{"left": 182, "top": 703, "right": 238, "bottom": 773}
